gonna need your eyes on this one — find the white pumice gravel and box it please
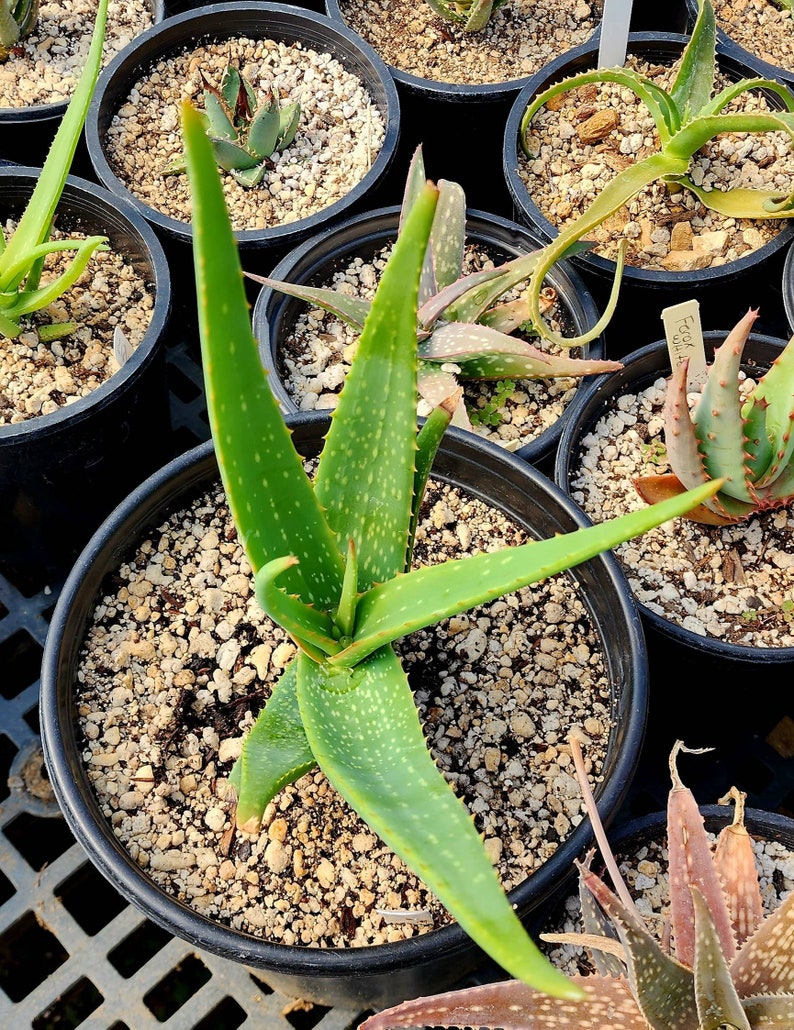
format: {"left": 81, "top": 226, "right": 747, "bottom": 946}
{"left": 0, "top": 0, "right": 154, "bottom": 109}
{"left": 102, "top": 35, "right": 386, "bottom": 233}
{"left": 711, "top": 0, "right": 794, "bottom": 75}
{"left": 520, "top": 54, "right": 794, "bottom": 271}
{"left": 274, "top": 241, "right": 584, "bottom": 452}
{"left": 336, "top": 0, "right": 603, "bottom": 85}
{"left": 0, "top": 220, "right": 153, "bottom": 424}
{"left": 74, "top": 474, "right": 617, "bottom": 949}
{"left": 568, "top": 374, "right": 794, "bottom": 647}
{"left": 540, "top": 827, "right": 794, "bottom": 976}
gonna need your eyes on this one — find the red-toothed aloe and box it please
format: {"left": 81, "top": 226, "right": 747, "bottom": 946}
{"left": 357, "top": 739, "right": 794, "bottom": 1029}
{"left": 0, "top": 0, "right": 108, "bottom": 340}
{"left": 518, "top": 0, "right": 794, "bottom": 349}
{"left": 0, "top": 0, "right": 38, "bottom": 61}
{"left": 248, "top": 144, "right": 624, "bottom": 430}
{"left": 425, "top": 0, "right": 507, "bottom": 31}
{"left": 182, "top": 96, "right": 722, "bottom": 994}
{"left": 635, "top": 307, "right": 794, "bottom": 526}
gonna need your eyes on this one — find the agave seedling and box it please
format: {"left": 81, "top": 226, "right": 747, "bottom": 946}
{"left": 0, "top": 0, "right": 38, "bottom": 61}
{"left": 425, "top": 0, "right": 507, "bottom": 31}
{"left": 635, "top": 307, "right": 794, "bottom": 526}
{"left": 166, "top": 62, "right": 300, "bottom": 188}
{"left": 182, "top": 92, "right": 721, "bottom": 994}
{"left": 249, "top": 144, "right": 624, "bottom": 430}
{"left": 359, "top": 738, "right": 794, "bottom": 1029}
{"left": 517, "top": 0, "right": 794, "bottom": 349}
{"left": 0, "top": 0, "right": 108, "bottom": 340}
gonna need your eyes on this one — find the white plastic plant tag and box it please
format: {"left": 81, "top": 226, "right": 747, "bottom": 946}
{"left": 661, "top": 299, "right": 707, "bottom": 388}
{"left": 597, "top": 0, "right": 633, "bottom": 68}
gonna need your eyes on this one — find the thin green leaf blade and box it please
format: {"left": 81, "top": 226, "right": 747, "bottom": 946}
{"left": 182, "top": 100, "right": 344, "bottom": 606}
{"left": 314, "top": 183, "right": 440, "bottom": 591}
{"left": 668, "top": 0, "right": 716, "bottom": 118}
{"left": 297, "top": 647, "right": 582, "bottom": 999}
{"left": 245, "top": 273, "right": 371, "bottom": 331}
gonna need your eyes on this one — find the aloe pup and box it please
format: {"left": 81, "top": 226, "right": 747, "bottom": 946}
{"left": 0, "top": 0, "right": 108, "bottom": 340}
{"left": 358, "top": 739, "right": 794, "bottom": 1029}
{"left": 249, "top": 144, "right": 624, "bottom": 430}
{"left": 182, "top": 95, "right": 721, "bottom": 994}
{"left": 635, "top": 307, "right": 794, "bottom": 526}
{"left": 425, "top": 0, "right": 507, "bottom": 31}
{"left": 518, "top": 0, "right": 794, "bottom": 349}
{"left": 166, "top": 62, "right": 301, "bottom": 188}
{"left": 0, "top": 0, "right": 38, "bottom": 61}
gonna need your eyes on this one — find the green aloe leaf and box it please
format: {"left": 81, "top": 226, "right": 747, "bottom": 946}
{"left": 0, "top": 0, "right": 108, "bottom": 291}
{"left": 700, "top": 76, "right": 794, "bottom": 118}
{"left": 204, "top": 90, "right": 237, "bottom": 141}
{"left": 668, "top": 0, "right": 716, "bottom": 121}
{"left": 690, "top": 889, "right": 750, "bottom": 1030}
{"left": 428, "top": 178, "right": 466, "bottom": 293}
{"left": 408, "top": 395, "right": 459, "bottom": 568}
{"left": 313, "top": 184, "right": 440, "bottom": 592}
{"left": 254, "top": 557, "right": 342, "bottom": 659}
{"left": 752, "top": 335, "right": 794, "bottom": 488}
{"left": 230, "top": 661, "right": 317, "bottom": 834}
{"left": 296, "top": 646, "right": 582, "bottom": 998}
{"left": 420, "top": 251, "right": 541, "bottom": 328}
{"left": 330, "top": 478, "right": 723, "bottom": 668}
{"left": 245, "top": 273, "right": 371, "bottom": 331}
{"left": 277, "top": 101, "right": 301, "bottom": 150}
{"left": 247, "top": 97, "right": 282, "bottom": 160}
{"left": 210, "top": 137, "right": 257, "bottom": 172}
{"left": 3, "top": 236, "right": 107, "bottom": 319}
{"left": 182, "top": 100, "right": 345, "bottom": 608}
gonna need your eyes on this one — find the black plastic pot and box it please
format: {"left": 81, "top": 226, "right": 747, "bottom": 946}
{"left": 0, "top": 167, "right": 172, "bottom": 589}
{"left": 784, "top": 237, "right": 794, "bottom": 336}
{"left": 85, "top": 3, "right": 400, "bottom": 256}
{"left": 40, "top": 412, "right": 649, "bottom": 1010}
{"left": 0, "top": 1, "right": 164, "bottom": 173}
{"left": 250, "top": 204, "right": 603, "bottom": 470}
{"left": 503, "top": 33, "right": 794, "bottom": 355}
{"left": 683, "top": 0, "right": 794, "bottom": 90}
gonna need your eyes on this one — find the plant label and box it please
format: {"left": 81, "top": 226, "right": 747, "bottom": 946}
{"left": 661, "top": 299, "right": 707, "bottom": 388}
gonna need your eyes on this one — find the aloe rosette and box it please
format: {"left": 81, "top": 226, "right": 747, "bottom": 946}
{"left": 358, "top": 740, "right": 794, "bottom": 1029}
{"left": 635, "top": 307, "right": 794, "bottom": 526}
{"left": 0, "top": 0, "right": 38, "bottom": 60}
{"left": 0, "top": 0, "right": 108, "bottom": 340}
{"left": 183, "top": 95, "right": 722, "bottom": 994}
{"left": 517, "top": 0, "right": 794, "bottom": 349}
{"left": 249, "top": 144, "right": 623, "bottom": 429}
{"left": 425, "top": 0, "right": 507, "bottom": 31}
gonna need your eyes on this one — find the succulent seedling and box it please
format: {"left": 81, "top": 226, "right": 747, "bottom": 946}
{"left": 166, "top": 62, "right": 300, "bottom": 188}
{"left": 0, "top": 0, "right": 108, "bottom": 341}
{"left": 0, "top": 0, "right": 38, "bottom": 61}
{"left": 635, "top": 307, "right": 794, "bottom": 525}
{"left": 182, "top": 94, "right": 721, "bottom": 994}
{"left": 358, "top": 738, "right": 794, "bottom": 1029}
{"left": 249, "top": 144, "right": 624, "bottom": 430}
{"left": 518, "top": 0, "right": 794, "bottom": 349}
{"left": 425, "top": 0, "right": 507, "bottom": 31}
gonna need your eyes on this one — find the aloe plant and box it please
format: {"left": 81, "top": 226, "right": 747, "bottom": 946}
{"left": 517, "top": 0, "right": 794, "bottom": 349}
{"left": 0, "top": 0, "right": 108, "bottom": 341}
{"left": 635, "top": 307, "right": 794, "bottom": 526}
{"left": 182, "top": 95, "right": 722, "bottom": 994}
{"left": 425, "top": 0, "right": 507, "bottom": 31}
{"left": 0, "top": 0, "right": 38, "bottom": 60}
{"left": 358, "top": 738, "right": 794, "bottom": 1029}
{"left": 166, "top": 62, "right": 301, "bottom": 188}
{"left": 249, "top": 144, "right": 624, "bottom": 430}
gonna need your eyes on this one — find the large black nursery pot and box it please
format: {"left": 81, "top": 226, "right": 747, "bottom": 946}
{"left": 0, "top": 167, "right": 171, "bottom": 589}
{"left": 40, "top": 412, "right": 649, "bottom": 1010}
{"left": 250, "top": 204, "right": 602, "bottom": 470}
{"left": 0, "top": 1, "right": 164, "bottom": 172}
{"left": 553, "top": 331, "right": 794, "bottom": 773}
{"left": 784, "top": 238, "right": 794, "bottom": 336}
{"left": 503, "top": 32, "right": 794, "bottom": 356}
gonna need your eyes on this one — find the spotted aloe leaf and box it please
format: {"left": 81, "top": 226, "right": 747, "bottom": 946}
{"left": 713, "top": 788, "right": 764, "bottom": 948}
{"left": 424, "top": 0, "right": 507, "bottom": 32}
{"left": 517, "top": 0, "right": 794, "bottom": 348}
{"left": 0, "top": 0, "right": 39, "bottom": 58}
{"left": 0, "top": 0, "right": 108, "bottom": 338}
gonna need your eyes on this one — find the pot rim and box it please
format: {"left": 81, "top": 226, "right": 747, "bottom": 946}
{"left": 0, "top": 165, "right": 171, "bottom": 442}
{"left": 502, "top": 31, "right": 794, "bottom": 285}
{"left": 553, "top": 330, "right": 794, "bottom": 662}
{"left": 249, "top": 203, "right": 604, "bottom": 464}
{"left": 83, "top": 1, "right": 401, "bottom": 249}
{"left": 40, "top": 411, "right": 649, "bottom": 983}
{"left": 783, "top": 240, "right": 794, "bottom": 338}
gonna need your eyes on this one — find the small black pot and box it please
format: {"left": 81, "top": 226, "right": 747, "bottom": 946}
{"left": 503, "top": 33, "right": 794, "bottom": 355}
{"left": 683, "top": 0, "right": 794, "bottom": 90}
{"left": 40, "top": 413, "right": 649, "bottom": 1009}
{"left": 250, "top": 204, "right": 603, "bottom": 469}
{"left": 784, "top": 238, "right": 794, "bottom": 336}
{"left": 0, "top": 1, "right": 164, "bottom": 172}
{"left": 0, "top": 167, "right": 172, "bottom": 589}
{"left": 553, "top": 332, "right": 794, "bottom": 758}
{"left": 85, "top": 3, "right": 400, "bottom": 256}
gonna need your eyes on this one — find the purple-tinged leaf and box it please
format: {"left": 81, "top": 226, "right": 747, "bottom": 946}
{"left": 731, "top": 889, "right": 794, "bottom": 997}
{"left": 427, "top": 177, "right": 465, "bottom": 295}
{"left": 741, "top": 993, "right": 794, "bottom": 1027}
